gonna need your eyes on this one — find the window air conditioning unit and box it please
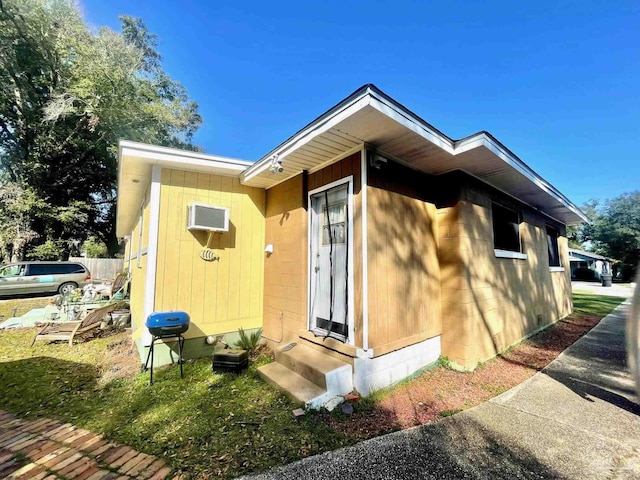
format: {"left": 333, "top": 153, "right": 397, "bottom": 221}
{"left": 186, "top": 203, "right": 229, "bottom": 232}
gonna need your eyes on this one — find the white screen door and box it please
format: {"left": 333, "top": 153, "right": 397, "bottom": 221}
{"left": 309, "top": 182, "right": 350, "bottom": 341}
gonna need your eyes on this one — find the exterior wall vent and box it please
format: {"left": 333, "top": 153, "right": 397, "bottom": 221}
{"left": 186, "top": 203, "right": 229, "bottom": 232}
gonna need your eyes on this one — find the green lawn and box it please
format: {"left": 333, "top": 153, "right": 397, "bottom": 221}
{"left": 572, "top": 292, "right": 626, "bottom": 317}
{"left": 0, "top": 292, "right": 627, "bottom": 479}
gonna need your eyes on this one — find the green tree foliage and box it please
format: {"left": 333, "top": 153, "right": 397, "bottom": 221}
{"left": 580, "top": 192, "right": 640, "bottom": 280}
{"left": 27, "top": 238, "right": 63, "bottom": 260}
{"left": 0, "top": 0, "right": 201, "bottom": 260}
{"left": 81, "top": 236, "right": 108, "bottom": 258}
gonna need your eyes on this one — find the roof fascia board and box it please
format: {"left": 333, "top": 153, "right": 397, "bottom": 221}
{"left": 119, "top": 140, "right": 252, "bottom": 167}
{"left": 241, "top": 90, "right": 372, "bottom": 184}
{"left": 120, "top": 144, "right": 248, "bottom": 176}
{"left": 367, "top": 92, "right": 455, "bottom": 153}
{"left": 366, "top": 92, "right": 587, "bottom": 224}
{"left": 461, "top": 134, "right": 588, "bottom": 223}
{"left": 460, "top": 169, "right": 580, "bottom": 227}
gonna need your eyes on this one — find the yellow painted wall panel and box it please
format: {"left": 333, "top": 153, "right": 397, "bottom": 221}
{"left": 155, "top": 169, "right": 266, "bottom": 340}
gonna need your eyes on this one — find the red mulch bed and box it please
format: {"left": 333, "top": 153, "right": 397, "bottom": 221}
{"left": 325, "top": 313, "right": 602, "bottom": 438}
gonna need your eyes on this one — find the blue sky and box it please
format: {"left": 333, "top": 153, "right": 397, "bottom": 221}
{"left": 81, "top": 0, "right": 639, "bottom": 207}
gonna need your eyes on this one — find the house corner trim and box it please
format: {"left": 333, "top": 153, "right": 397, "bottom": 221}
{"left": 142, "top": 165, "right": 162, "bottom": 346}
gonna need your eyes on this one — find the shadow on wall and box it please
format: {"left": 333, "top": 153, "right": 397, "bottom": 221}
{"left": 190, "top": 222, "right": 237, "bottom": 250}
{"left": 454, "top": 179, "right": 571, "bottom": 365}
{"left": 366, "top": 163, "right": 441, "bottom": 346}
{"left": 368, "top": 164, "right": 571, "bottom": 366}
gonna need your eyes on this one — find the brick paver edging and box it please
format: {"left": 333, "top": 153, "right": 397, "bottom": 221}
{"left": 0, "top": 410, "right": 173, "bottom": 479}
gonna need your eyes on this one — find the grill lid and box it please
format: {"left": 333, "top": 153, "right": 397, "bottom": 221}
{"left": 146, "top": 311, "right": 190, "bottom": 328}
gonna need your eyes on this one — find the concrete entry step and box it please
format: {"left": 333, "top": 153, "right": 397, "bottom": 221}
{"left": 274, "top": 342, "right": 351, "bottom": 390}
{"left": 258, "top": 342, "right": 354, "bottom": 409}
{"left": 257, "top": 362, "right": 328, "bottom": 406}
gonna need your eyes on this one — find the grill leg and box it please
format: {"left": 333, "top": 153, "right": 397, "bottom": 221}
{"left": 143, "top": 338, "right": 153, "bottom": 372}
{"left": 178, "top": 334, "right": 184, "bottom": 379}
{"left": 149, "top": 337, "right": 156, "bottom": 386}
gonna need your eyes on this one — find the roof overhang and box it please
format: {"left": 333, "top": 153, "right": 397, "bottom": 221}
{"left": 568, "top": 248, "right": 613, "bottom": 262}
{"left": 241, "top": 84, "right": 588, "bottom": 226}
{"left": 116, "top": 141, "right": 251, "bottom": 237}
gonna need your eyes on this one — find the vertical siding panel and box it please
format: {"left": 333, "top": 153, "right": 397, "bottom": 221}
{"left": 204, "top": 174, "right": 222, "bottom": 322}
{"left": 152, "top": 168, "right": 264, "bottom": 338}
{"left": 188, "top": 173, "right": 210, "bottom": 327}
{"left": 215, "top": 176, "right": 233, "bottom": 326}
{"left": 155, "top": 169, "right": 172, "bottom": 311}
{"left": 237, "top": 184, "right": 252, "bottom": 322}
{"left": 226, "top": 178, "right": 242, "bottom": 324}
{"left": 176, "top": 172, "right": 197, "bottom": 313}
{"left": 161, "top": 171, "right": 184, "bottom": 310}
{"left": 331, "top": 162, "right": 342, "bottom": 182}
{"left": 249, "top": 187, "right": 265, "bottom": 319}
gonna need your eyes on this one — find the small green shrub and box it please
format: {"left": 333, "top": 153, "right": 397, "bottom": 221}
{"left": 438, "top": 356, "right": 452, "bottom": 369}
{"left": 235, "top": 327, "right": 262, "bottom": 352}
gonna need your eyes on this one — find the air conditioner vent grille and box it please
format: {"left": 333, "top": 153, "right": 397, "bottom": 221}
{"left": 187, "top": 203, "right": 229, "bottom": 232}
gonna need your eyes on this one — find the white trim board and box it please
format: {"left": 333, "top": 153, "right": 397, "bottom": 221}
{"left": 360, "top": 149, "right": 369, "bottom": 353}
{"left": 142, "top": 165, "right": 162, "bottom": 347}
{"left": 494, "top": 249, "right": 528, "bottom": 260}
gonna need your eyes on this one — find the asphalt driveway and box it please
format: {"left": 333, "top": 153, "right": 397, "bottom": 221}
{"left": 243, "top": 302, "right": 640, "bottom": 480}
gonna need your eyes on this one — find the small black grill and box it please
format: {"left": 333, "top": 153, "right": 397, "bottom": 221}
{"left": 143, "top": 311, "right": 190, "bottom": 385}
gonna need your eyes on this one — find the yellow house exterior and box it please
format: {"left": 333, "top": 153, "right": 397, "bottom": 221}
{"left": 117, "top": 144, "right": 265, "bottom": 362}
{"left": 116, "top": 85, "right": 587, "bottom": 401}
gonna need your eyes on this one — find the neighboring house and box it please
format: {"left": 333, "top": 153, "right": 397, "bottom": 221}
{"left": 568, "top": 248, "right": 612, "bottom": 280}
{"left": 116, "top": 84, "right": 587, "bottom": 405}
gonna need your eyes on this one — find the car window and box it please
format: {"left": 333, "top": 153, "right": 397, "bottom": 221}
{"left": 27, "top": 264, "right": 54, "bottom": 275}
{"left": 0, "top": 265, "right": 24, "bottom": 277}
{"left": 26, "top": 263, "right": 86, "bottom": 275}
{"left": 65, "top": 264, "right": 86, "bottom": 274}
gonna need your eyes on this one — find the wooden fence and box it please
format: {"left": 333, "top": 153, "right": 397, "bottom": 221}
{"left": 69, "top": 257, "right": 124, "bottom": 281}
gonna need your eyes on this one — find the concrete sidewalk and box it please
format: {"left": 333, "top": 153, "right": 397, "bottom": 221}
{"left": 243, "top": 303, "right": 640, "bottom": 480}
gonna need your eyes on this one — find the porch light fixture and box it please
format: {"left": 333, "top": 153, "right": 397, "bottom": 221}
{"left": 370, "top": 153, "right": 388, "bottom": 170}
{"left": 269, "top": 154, "right": 284, "bottom": 174}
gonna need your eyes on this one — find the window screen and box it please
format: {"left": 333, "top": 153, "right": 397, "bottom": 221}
{"left": 547, "top": 226, "right": 560, "bottom": 267}
{"left": 492, "top": 203, "right": 521, "bottom": 252}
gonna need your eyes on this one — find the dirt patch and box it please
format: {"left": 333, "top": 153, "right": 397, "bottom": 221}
{"left": 326, "top": 313, "right": 602, "bottom": 438}
{"left": 96, "top": 329, "right": 141, "bottom": 385}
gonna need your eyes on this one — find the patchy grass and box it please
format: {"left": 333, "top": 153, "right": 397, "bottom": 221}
{"left": 0, "top": 329, "right": 357, "bottom": 479}
{"left": 0, "top": 293, "right": 625, "bottom": 478}
{"left": 0, "top": 296, "right": 50, "bottom": 319}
